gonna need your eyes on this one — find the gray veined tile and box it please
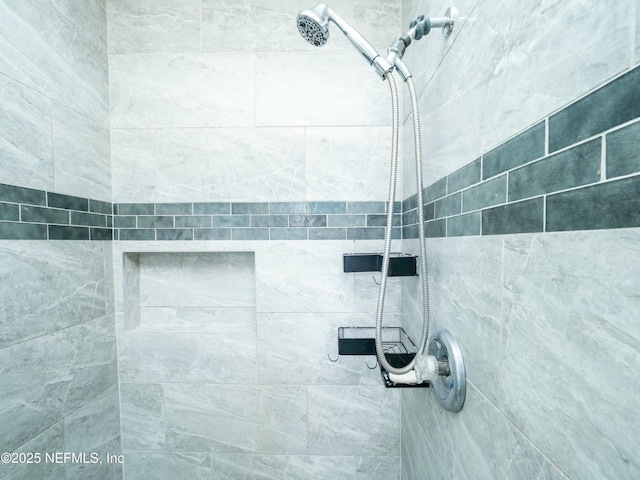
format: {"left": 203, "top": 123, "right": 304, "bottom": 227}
{"left": 162, "top": 384, "right": 306, "bottom": 454}
{"left": 202, "top": 0, "right": 314, "bottom": 52}
{"left": 209, "top": 454, "right": 353, "bottom": 480}
{"left": 352, "top": 0, "right": 402, "bottom": 55}
{"left": 52, "top": 103, "right": 111, "bottom": 202}
{"left": 120, "top": 383, "right": 166, "bottom": 451}
{"left": 64, "top": 385, "right": 121, "bottom": 453}
{"left": 208, "top": 454, "right": 398, "bottom": 480}
{"left": 140, "top": 306, "right": 256, "bottom": 335}
{"left": 111, "top": 127, "right": 305, "bottom": 203}
{"left": 255, "top": 51, "right": 390, "bottom": 127}
{"left": 123, "top": 451, "right": 211, "bottom": 480}
{"left": 255, "top": 241, "right": 356, "bottom": 313}
{"left": 355, "top": 456, "right": 400, "bottom": 480}
{"left": 109, "top": 53, "right": 255, "bottom": 128}
{"left": 0, "top": 0, "right": 109, "bottom": 124}
{"left": 257, "top": 312, "right": 394, "bottom": 386}
{"left": 137, "top": 252, "right": 256, "bottom": 308}
{"left": 108, "top": 0, "right": 201, "bottom": 54}
{"left": 0, "top": 315, "right": 117, "bottom": 453}
{"left": 0, "top": 74, "right": 53, "bottom": 191}
{"left": 409, "top": 236, "right": 503, "bottom": 403}
{"left": 0, "top": 241, "right": 107, "bottom": 348}
{"left": 7, "top": 422, "right": 66, "bottom": 480}
{"left": 307, "top": 385, "right": 400, "bottom": 456}
{"left": 636, "top": 6, "right": 640, "bottom": 65}
{"left": 305, "top": 126, "right": 394, "bottom": 201}
{"left": 117, "top": 332, "right": 256, "bottom": 383}
{"left": 501, "top": 230, "right": 640, "bottom": 479}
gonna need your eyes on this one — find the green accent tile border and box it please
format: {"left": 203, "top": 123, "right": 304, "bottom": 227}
{"left": 1, "top": 68, "right": 638, "bottom": 241}
{"left": 402, "top": 65, "right": 640, "bottom": 238}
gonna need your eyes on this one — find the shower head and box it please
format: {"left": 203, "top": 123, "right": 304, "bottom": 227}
{"left": 296, "top": 3, "right": 392, "bottom": 78}
{"left": 296, "top": 4, "right": 330, "bottom": 47}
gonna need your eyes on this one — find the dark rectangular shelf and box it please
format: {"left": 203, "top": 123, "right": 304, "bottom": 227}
{"left": 343, "top": 253, "right": 417, "bottom": 276}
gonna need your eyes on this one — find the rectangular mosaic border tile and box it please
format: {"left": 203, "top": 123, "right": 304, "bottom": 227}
{"left": 402, "top": 66, "right": 640, "bottom": 238}
{"left": 0, "top": 188, "right": 399, "bottom": 241}
{"left": 0, "top": 184, "right": 113, "bottom": 240}
{"left": 113, "top": 201, "right": 401, "bottom": 241}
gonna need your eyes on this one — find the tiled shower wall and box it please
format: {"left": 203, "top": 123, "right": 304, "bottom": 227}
{"left": 107, "top": 1, "right": 406, "bottom": 478}
{"left": 0, "top": 2, "right": 120, "bottom": 480}
{"left": 400, "top": 0, "right": 640, "bottom": 479}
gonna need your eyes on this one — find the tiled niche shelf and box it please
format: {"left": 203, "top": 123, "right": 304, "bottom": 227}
{"left": 123, "top": 251, "right": 256, "bottom": 333}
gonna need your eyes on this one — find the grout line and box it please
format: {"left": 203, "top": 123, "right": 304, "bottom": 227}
{"left": 600, "top": 134, "right": 607, "bottom": 182}
{"left": 544, "top": 117, "right": 549, "bottom": 156}
{"left": 467, "top": 381, "right": 572, "bottom": 480}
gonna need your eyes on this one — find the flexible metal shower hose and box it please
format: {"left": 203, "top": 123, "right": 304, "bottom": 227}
{"left": 375, "top": 71, "right": 430, "bottom": 375}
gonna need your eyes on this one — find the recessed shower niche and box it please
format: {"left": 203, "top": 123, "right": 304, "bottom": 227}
{"left": 123, "top": 252, "right": 256, "bottom": 334}
{"left": 120, "top": 252, "right": 257, "bottom": 385}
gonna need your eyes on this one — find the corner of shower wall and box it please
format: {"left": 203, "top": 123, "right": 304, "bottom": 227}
{"left": 0, "top": 1, "right": 119, "bottom": 479}
{"left": 398, "top": 1, "right": 640, "bottom": 479}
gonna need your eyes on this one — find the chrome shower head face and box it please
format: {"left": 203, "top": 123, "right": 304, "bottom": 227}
{"left": 296, "top": 3, "right": 392, "bottom": 78}
{"left": 296, "top": 4, "right": 330, "bottom": 46}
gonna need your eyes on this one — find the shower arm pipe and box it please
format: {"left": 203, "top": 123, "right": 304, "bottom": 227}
{"left": 374, "top": 68, "right": 430, "bottom": 376}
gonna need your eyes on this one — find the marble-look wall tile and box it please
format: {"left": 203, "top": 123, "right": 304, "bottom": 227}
{"left": 120, "top": 383, "right": 166, "bottom": 451}
{"left": 351, "top": 0, "right": 402, "bottom": 55}
{"left": 255, "top": 241, "right": 402, "bottom": 314}
{"left": 53, "top": 103, "right": 111, "bottom": 202}
{"left": 401, "top": 229, "right": 640, "bottom": 479}
{"left": 255, "top": 51, "right": 390, "bottom": 127}
{"left": 0, "top": 0, "right": 109, "bottom": 124}
{"left": 64, "top": 385, "right": 121, "bottom": 480}
{"left": 201, "top": 0, "right": 399, "bottom": 55}
{"left": 355, "top": 456, "right": 400, "bottom": 480}
{"left": 123, "top": 451, "right": 211, "bottom": 480}
{"left": 98, "top": 0, "right": 108, "bottom": 60}
{"left": 305, "top": 126, "right": 396, "bottom": 201}
{"left": 111, "top": 127, "right": 305, "bottom": 202}
{"left": 635, "top": 1, "right": 640, "bottom": 66}
{"left": 120, "top": 383, "right": 307, "bottom": 454}
{"left": 501, "top": 230, "right": 640, "bottom": 479}
{"left": 0, "top": 315, "right": 118, "bottom": 453}
{"left": 0, "top": 74, "right": 53, "bottom": 191}
{"left": 208, "top": 454, "right": 399, "bottom": 480}
{"left": 117, "top": 331, "right": 256, "bottom": 383}
{"left": 401, "top": 385, "right": 566, "bottom": 480}
{"left": 0, "top": 241, "right": 107, "bottom": 348}
{"left": 138, "top": 252, "right": 255, "bottom": 308}
{"left": 400, "top": 0, "right": 478, "bottom": 121}
{"left": 308, "top": 385, "right": 400, "bottom": 456}
{"left": 140, "top": 306, "right": 256, "bottom": 335}
{"left": 165, "top": 384, "right": 306, "bottom": 454}
{"left": 109, "top": 53, "right": 255, "bottom": 128}
{"left": 407, "top": 0, "right": 631, "bottom": 185}
{"left": 108, "top": 0, "right": 200, "bottom": 54}
{"left": 201, "top": 0, "right": 321, "bottom": 53}
{"left": 103, "top": 241, "right": 116, "bottom": 316}
{"left": 4, "top": 423, "right": 66, "bottom": 480}
{"left": 411, "top": 236, "right": 503, "bottom": 404}
{"left": 257, "top": 312, "right": 397, "bottom": 386}
{"left": 210, "top": 454, "right": 352, "bottom": 480}
{"left": 64, "top": 385, "right": 121, "bottom": 452}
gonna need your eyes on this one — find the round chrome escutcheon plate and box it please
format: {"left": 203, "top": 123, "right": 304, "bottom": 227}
{"left": 427, "top": 329, "right": 466, "bottom": 412}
